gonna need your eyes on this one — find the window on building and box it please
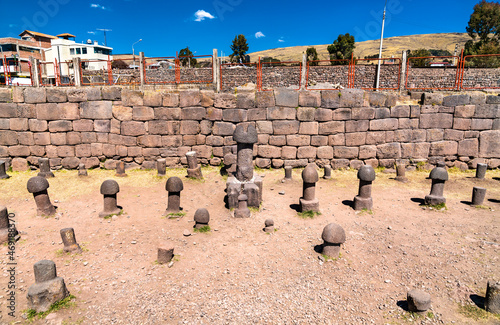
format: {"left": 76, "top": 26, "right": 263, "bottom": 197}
{"left": 82, "top": 47, "right": 87, "bottom": 54}
{"left": 0, "top": 44, "right": 16, "bottom": 52}
{"left": 19, "top": 46, "right": 40, "bottom": 53}
{"left": 94, "top": 47, "right": 112, "bottom": 55}
{"left": 76, "top": 48, "right": 81, "bottom": 55}
{"left": 70, "top": 48, "right": 75, "bottom": 55}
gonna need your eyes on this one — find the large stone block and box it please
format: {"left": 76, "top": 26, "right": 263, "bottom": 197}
{"left": 299, "top": 91, "right": 321, "bottom": 107}
{"left": 258, "top": 145, "right": 281, "bottom": 158}
{"left": 315, "top": 108, "right": 333, "bottom": 121}
{"left": 256, "top": 121, "right": 273, "bottom": 134}
{"left": 162, "top": 135, "right": 183, "bottom": 147}
{"left": 339, "top": 89, "right": 364, "bottom": 107}
{"left": 18, "top": 132, "right": 34, "bottom": 145}
{"left": 479, "top": 130, "right": 500, "bottom": 158}
{"left": 299, "top": 122, "right": 318, "bottom": 135}
{"left": 422, "top": 93, "right": 443, "bottom": 105}
{"left": 345, "top": 132, "right": 366, "bottom": 146}
{"left": 359, "top": 145, "right": 377, "bottom": 159}
{"left": 453, "top": 118, "right": 471, "bottom": 130}
{"left": 375, "top": 107, "right": 391, "bottom": 119}
{"left": 46, "top": 88, "right": 67, "bottom": 103}
{"left": 256, "top": 91, "right": 275, "bottom": 108}
{"left": 0, "top": 88, "right": 11, "bottom": 102}
{"left": 376, "top": 142, "right": 401, "bottom": 159}
{"left": 162, "top": 92, "right": 180, "bottom": 107}
{"left": 121, "top": 121, "right": 146, "bottom": 136}
{"left": 101, "top": 87, "right": 121, "bottom": 100}
{"left": 247, "top": 108, "right": 266, "bottom": 121}
{"left": 317, "top": 146, "right": 333, "bottom": 159}
{"left": 236, "top": 92, "right": 255, "bottom": 108}
{"left": 0, "top": 103, "right": 17, "bottom": 118}
{"left": 318, "top": 121, "right": 344, "bottom": 135}
{"left": 180, "top": 107, "right": 206, "bottom": 120}
{"left": 297, "top": 107, "right": 316, "bottom": 121}
{"left": 33, "top": 133, "right": 50, "bottom": 145}
{"left": 180, "top": 120, "right": 200, "bottom": 134}
{"left": 281, "top": 146, "right": 297, "bottom": 159}
{"left": 267, "top": 106, "right": 296, "bottom": 120}
{"left": 67, "top": 89, "right": 87, "bottom": 102}
{"left": 81, "top": 132, "right": 97, "bottom": 143}
{"left": 458, "top": 138, "right": 478, "bottom": 157}
{"left": 80, "top": 101, "right": 113, "bottom": 119}
{"left": 369, "top": 118, "right": 398, "bottom": 131}
{"left": 72, "top": 119, "right": 93, "bottom": 132}
{"left": 50, "top": 133, "right": 67, "bottom": 145}
{"left": 332, "top": 108, "right": 351, "bottom": 120}
{"left": 346, "top": 120, "right": 369, "bottom": 133}
{"left": 455, "top": 105, "right": 475, "bottom": 118}
{"left": 122, "top": 90, "right": 143, "bottom": 106}
{"left": 297, "top": 146, "right": 316, "bottom": 158}
{"left": 419, "top": 113, "right": 453, "bottom": 129}
{"left": 214, "top": 93, "right": 235, "bottom": 108}
{"left": 367, "top": 92, "right": 387, "bottom": 107}
{"left": 48, "top": 120, "right": 72, "bottom": 132}
{"left": 273, "top": 120, "right": 299, "bottom": 135}
{"left": 286, "top": 135, "right": 310, "bottom": 146}
{"left": 366, "top": 131, "right": 386, "bottom": 145}
{"left": 10, "top": 118, "right": 28, "bottom": 131}
{"left": 391, "top": 105, "right": 410, "bottom": 118}
{"left": 24, "top": 88, "right": 46, "bottom": 103}
{"left": 112, "top": 105, "right": 132, "bottom": 121}
{"left": 321, "top": 90, "right": 341, "bottom": 108}
{"left": 36, "top": 103, "right": 78, "bottom": 120}
{"left": 75, "top": 144, "right": 91, "bottom": 157}
{"left": 274, "top": 89, "right": 299, "bottom": 107}
{"left": 443, "top": 94, "right": 470, "bottom": 107}
{"left": 57, "top": 146, "right": 75, "bottom": 157}
{"left": 155, "top": 107, "right": 181, "bottom": 120}
{"left": 213, "top": 122, "right": 235, "bottom": 136}
{"left": 268, "top": 135, "right": 286, "bottom": 146}
{"left": 444, "top": 129, "right": 464, "bottom": 141}
{"left": 471, "top": 119, "right": 493, "bottom": 130}
{"left": 474, "top": 104, "right": 500, "bottom": 118}
{"left": 138, "top": 135, "right": 162, "bottom": 147}
{"left": 9, "top": 145, "right": 30, "bottom": 156}
{"left": 334, "top": 146, "right": 359, "bottom": 159}
{"left": 351, "top": 107, "right": 375, "bottom": 120}
{"left": 222, "top": 109, "right": 246, "bottom": 122}
{"left": 148, "top": 120, "right": 180, "bottom": 135}
{"left": 143, "top": 91, "right": 162, "bottom": 107}
{"left": 94, "top": 120, "right": 111, "bottom": 133}
{"left": 311, "top": 135, "right": 328, "bottom": 146}
{"left": 132, "top": 106, "right": 154, "bottom": 121}
{"left": 429, "top": 141, "right": 458, "bottom": 156}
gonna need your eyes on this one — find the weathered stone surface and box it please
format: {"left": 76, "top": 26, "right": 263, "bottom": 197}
{"left": 274, "top": 89, "right": 299, "bottom": 107}
{"left": 311, "top": 136, "right": 328, "bottom": 146}
{"left": 334, "top": 146, "right": 358, "bottom": 159}
{"left": 369, "top": 118, "right": 398, "bottom": 131}
{"left": 443, "top": 94, "right": 470, "bottom": 107}
{"left": 213, "top": 122, "right": 235, "bottom": 136}
{"left": 281, "top": 146, "right": 297, "bottom": 159}
{"left": 423, "top": 93, "right": 443, "bottom": 105}
{"left": 297, "top": 146, "right": 316, "bottom": 158}
{"left": 101, "top": 87, "right": 121, "bottom": 100}
{"left": 471, "top": 118, "right": 493, "bottom": 130}
{"left": 299, "top": 122, "right": 318, "bottom": 135}
{"left": 256, "top": 91, "right": 275, "bottom": 108}
{"left": 24, "top": 88, "right": 46, "bottom": 103}
{"left": 429, "top": 141, "right": 458, "bottom": 156}
{"left": 346, "top": 132, "right": 366, "bottom": 146}
{"left": 359, "top": 145, "right": 377, "bottom": 159}
{"left": 299, "top": 91, "right": 321, "bottom": 107}
{"left": 286, "top": 135, "right": 310, "bottom": 146}
{"left": 321, "top": 90, "right": 341, "bottom": 108}
{"left": 346, "top": 120, "right": 369, "bottom": 133}
{"left": 375, "top": 107, "right": 391, "bottom": 119}
{"left": 333, "top": 108, "right": 351, "bottom": 120}
{"left": 480, "top": 130, "right": 500, "bottom": 158}
{"left": 162, "top": 92, "right": 179, "bottom": 107}
{"left": 339, "top": 89, "right": 364, "bottom": 107}
{"left": 420, "top": 113, "right": 453, "bottom": 129}
{"left": 351, "top": 107, "right": 375, "bottom": 120}
{"left": 267, "top": 106, "right": 296, "bottom": 120}
{"left": 121, "top": 121, "right": 146, "bottom": 136}
{"left": 80, "top": 101, "right": 112, "bottom": 119}
{"left": 454, "top": 105, "right": 475, "bottom": 118}
{"left": 475, "top": 104, "right": 499, "bottom": 118}
{"left": 214, "top": 93, "right": 236, "bottom": 108}
{"left": 317, "top": 146, "right": 333, "bottom": 159}
{"left": 273, "top": 120, "right": 299, "bottom": 135}
{"left": 142, "top": 92, "right": 162, "bottom": 107}
{"left": 258, "top": 145, "right": 281, "bottom": 158}
{"left": 296, "top": 107, "right": 316, "bottom": 121}
{"left": 0, "top": 88, "right": 11, "bottom": 102}
{"left": 10, "top": 118, "right": 28, "bottom": 131}
{"left": 0, "top": 103, "right": 17, "bottom": 118}
{"left": 122, "top": 90, "right": 143, "bottom": 106}
{"left": 180, "top": 121, "right": 200, "bottom": 135}
{"left": 407, "top": 289, "right": 431, "bottom": 312}
{"left": 314, "top": 108, "right": 333, "bottom": 121}
{"left": 458, "top": 138, "right": 478, "bottom": 157}
{"left": 376, "top": 142, "right": 401, "bottom": 159}
{"left": 391, "top": 105, "right": 410, "bottom": 118}
{"left": 236, "top": 92, "right": 255, "bottom": 108}
{"left": 222, "top": 109, "right": 247, "bottom": 122}
{"left": 367, "top": 92, "right": 387, "bottom": 107}
{"left": 318, "top": 121, "right": 344, "bottom": 135}
{"left": 247, "top": 108, "right": 266, "bottom": 121}
{"left": 35, "top": 103, "right": 78, "bottom": 120}
{"left": 46, "top": 88, "right": 67, "bottom": 103}
{"left": 148, "top": 120, "right": 180, "bottom": 135}
{"left": 255, "top": 121, "right": 272, "bottom": 134}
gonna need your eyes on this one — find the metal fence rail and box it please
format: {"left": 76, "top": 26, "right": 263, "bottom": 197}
{"left": 405, "top": 55, "right": 461, "bottom": 91}
{"left": 459, "top": 53, "right": 500, "bottom": 90}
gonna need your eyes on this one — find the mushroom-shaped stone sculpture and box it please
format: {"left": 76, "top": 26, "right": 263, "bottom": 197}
{"left": 98, "top": 180, "right": 121, "bottom": 218}
{"left": 353, "top": 165, "right": 376, "bottom": 211}
{"left": 165, "top": 177, "right": 183, "bottom": 215}
{"left": 194, "top": 208, "right": 210, "bottom": 229}
{"left": 27, "top": 176, "right": 57, "bottom": 216}
{"left": 321, "top": 223, "right": 346, "bottom": 257}
{"left": 234, "top": 194, "right": 251, "bottom": 218}
{"left": 300, "top": 164, "right": 319, "bottom": 212}
{"left": 424, "top": 164, "right": 448, "bottom": 206}
{"left": 264, "top": 219, "right": 274, "bottom": 233}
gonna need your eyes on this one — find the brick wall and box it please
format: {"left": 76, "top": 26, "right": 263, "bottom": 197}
{"left": 0, "top": 86, "right": 498, "bottom": 171}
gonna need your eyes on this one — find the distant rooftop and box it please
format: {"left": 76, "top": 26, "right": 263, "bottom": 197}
{"left": 19, "top": 30, "right": 58, "bottom": 39}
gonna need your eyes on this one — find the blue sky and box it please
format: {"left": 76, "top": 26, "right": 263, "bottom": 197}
{"left": 3, "top": 0, "right": 479, "bottom": 58}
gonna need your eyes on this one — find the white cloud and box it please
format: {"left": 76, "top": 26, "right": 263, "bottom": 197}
{"left": 90, "top": 3, "right": 109, "bottom": 10}
{"left": 255, "top": 31, "right": 265, "bottom": 39}
{"left": 87, "top": 31, "right": 96, "bottom": 35}
{"left": 194, "top": 9, "right": 215, "bottom": 22}
{"left": 278, "top": 38, "right": 285, "bottom": 43}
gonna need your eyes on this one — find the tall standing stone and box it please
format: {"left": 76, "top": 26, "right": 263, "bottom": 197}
{"left": 60, "top": 228, "right": 82, "bottom": 253}
{"left": 471, "top": 187, "right": 487, "bottom": 206}
{"left": 115, "top": 161, "right": 127, "bottom": 177}
{"left": 284, "top": 166, "right": 293, "bottom": 181}
{"left": 476, "top": 163, "right": 487, "bottom": 179}
{"left": 0, "top": 206, "right": 18, "bottom": 244}
{"left": 0, "top": 160, "right": 10, "bottom": 179}
{"left": 485, "top": 280, "right": 500, "bottom": 314}
{"left": 186, "top": 151, "right": 203, "bottom": 179}
{"left": 78, "top": 163, "right": 88, "bottom": 177}
{"left": 157, "top": 159, "right": 166, "bottom": 176}
{"left": 165, "top": 177, "right": 183, "bottom": 215}
{"left": 38, "top": 158, "right": 54, "bottom": 178}
{"left": 27, "top": 176, "right": 57, "bottom": 216}
{"left": 300, "top": 164, "right": 319, "bottom": 212}
{"left": 424, "top": 163, "right": 448, "bottom": 206}
{"left": 225, "top": 124, "right": 263, "bottom": 209}
{"left": 323, "top": 165, "right": 332, "bottom": 179}
{"left": 395, "top": 163, "right": 408, "bottom": 183}
{"left": 99, "top": 180, "right": 121, "bottom": 218}
{"left": 157, "top": 247, "right": 174, "bottom": 264}
{"left": 27, "top": 260, "right": 69, "bottom": 313}
{"left": 353, "top": 165, "right": 376, "bottom": 211}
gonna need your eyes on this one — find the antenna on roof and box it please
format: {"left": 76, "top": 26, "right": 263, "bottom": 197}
{"left": 96, "top": 28, "right": 112, "bottom": 46}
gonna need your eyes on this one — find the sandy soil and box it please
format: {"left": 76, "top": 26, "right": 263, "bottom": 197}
{"left": 0, "top": 166, "right": 499, "bottom": 325}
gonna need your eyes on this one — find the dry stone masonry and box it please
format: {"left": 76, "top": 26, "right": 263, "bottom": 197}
{"left": 0, "top": 87, "right": 498, "bottom": 172}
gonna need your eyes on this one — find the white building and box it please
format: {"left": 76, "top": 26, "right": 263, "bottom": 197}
{"left": 43, "top": 33, "right": 113, "bottom": 79}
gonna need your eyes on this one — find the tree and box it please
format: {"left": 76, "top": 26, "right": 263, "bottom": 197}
{"left": 306, "top": 47, "right": 318, "bottom": 66}
{"left": 466, "top": 0, "right": 500, "bottom": 43}
{"left": 407, "top": 48, "right": 432, "bottom": 67}
{"left": 179, "top": 47, "right": 197, "bottom": 67}
{"left": 111, "top": 60, "right": 129, "bottom": 69}
{"left": 327, "top": 33, "right": 355, "bottom": 65}
{"left": 229, "top": 35, "right": 249, "bottom": 63}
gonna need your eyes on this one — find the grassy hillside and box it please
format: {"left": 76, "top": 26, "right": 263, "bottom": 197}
{"left": 246, "top": 33, "right": 470, "bottom": 62}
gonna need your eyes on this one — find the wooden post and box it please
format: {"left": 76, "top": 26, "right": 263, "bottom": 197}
{"left": 139, "top": 52, "right": 145, "bottom": 87}
{"left": 73, "top": 57, "right": 81, "bottom": 87}
{"left": 213, "top": 49, "right": 220, "bottom": 93}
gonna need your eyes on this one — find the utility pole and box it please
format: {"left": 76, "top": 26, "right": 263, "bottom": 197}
{"left": 97, "top": 29, "right": 112, "bottom": 47}
{"left": 375, "top": 0, "right": 388, "bottom": 90}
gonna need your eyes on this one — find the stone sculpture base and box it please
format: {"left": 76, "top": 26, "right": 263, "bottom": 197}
{"left": 194, "top": 222, "right": 208, "bottom": 229}
{"left": 322, "top": 244, "right": 341, "bottom": 258}
{"left": 38, "top": 171, "right": 54, "bottom": 178}
{"left": 226, "top": 176, "right": 263, "bottom": 209}
{"left": 63, "top": 243, "right": 82, "bottom": 253}
{"left": 264, "top": 226, "right": 274, "bottom": 233}
{"left": 187, "top": 166, "right": 203, "bottom": 179}
{"left": 234, "top": 208, "right": 251, "bottom": 218}
{"left": 98, "top": 207, "right": 122, "bottom": 218}
{"left": 27, "top": 277, "right": 69, "bottom": 313}
{"left": 424, "top": 195, "right": 445, "bottom": 206}
{"left": 299, "top": 198, "right": 319, "bottom": 212}
{"left": 353, "top": 196, "right": 373, "bottom": 211}
{"left": 395, "top": 176, "right": 408, "bottom": 183}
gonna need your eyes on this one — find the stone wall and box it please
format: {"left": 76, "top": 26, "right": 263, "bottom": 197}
{"left": 0, "top": 86, "right": 499, "bottom": 172}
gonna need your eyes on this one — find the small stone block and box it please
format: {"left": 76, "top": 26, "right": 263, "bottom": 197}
{"left": 157, "top": 247, "right": 174, "bottom": 264}
{"left": 407, "top": 289, "right": 431, "bottom": 312}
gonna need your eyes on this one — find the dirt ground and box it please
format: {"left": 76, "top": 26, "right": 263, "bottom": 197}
{"left": 0, "top": 165, "right": 499, "bottom": 325}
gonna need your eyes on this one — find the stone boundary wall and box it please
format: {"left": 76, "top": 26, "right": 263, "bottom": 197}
{"left": 0, "top": 86, "right": 499, "bottom": 172}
